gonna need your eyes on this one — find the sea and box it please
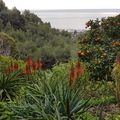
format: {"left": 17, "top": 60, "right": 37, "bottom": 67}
{"left": 31, "top": 9, "right": 120, "bottom": 32}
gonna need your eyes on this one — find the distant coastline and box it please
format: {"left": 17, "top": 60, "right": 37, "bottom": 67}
{"left": 32, "top": 9, "right": 120, "bottom": 12}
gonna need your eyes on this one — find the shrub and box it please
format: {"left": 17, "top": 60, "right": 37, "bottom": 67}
{"left": 0, "top": 55, "right": 24, "bottom": 73}
{"left": 0, "top": 32, "right": 18, "bottom": 58}
{"left": 112, "top": 54, "right": 120, "bottom": 107}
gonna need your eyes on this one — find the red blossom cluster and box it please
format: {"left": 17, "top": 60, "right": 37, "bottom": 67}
{"left": 5, "top": 56, "right": 42, "bottom": 75}
{"left": 69, "top": 61, "right": 83, "bottom": 86}
{"left": 24, "top": 56, "right": 42, "bottom": 75}
{"left": 6, "top": 62, "right": 19, "bottom": 74}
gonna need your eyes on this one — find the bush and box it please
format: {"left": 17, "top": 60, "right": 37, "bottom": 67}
{"left": 0, "top": 55, "right": 24, "bottom": 72}
{"left": 78, "top": 15, "right": 120, "bottom": 81}
{"left": 0, "top": 32, "right": 18, "bottom": 58}
{"left": 112, "top": 54, "right": 120, "bottom": 107}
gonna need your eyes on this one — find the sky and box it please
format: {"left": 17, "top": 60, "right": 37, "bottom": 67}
{"left": 3, "top": 0, "right": 120, "bottom": 10}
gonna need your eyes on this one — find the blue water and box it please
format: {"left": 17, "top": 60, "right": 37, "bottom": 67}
{"left": 31, "top": 9, "right": 120, "bottom": 30}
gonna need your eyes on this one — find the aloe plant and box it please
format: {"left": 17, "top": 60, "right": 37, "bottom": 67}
{"left": 0, "top": 71, "right": 25, "bottom": 101}
{"left": 9, "top": 67, "right": 90, "bottom": 119}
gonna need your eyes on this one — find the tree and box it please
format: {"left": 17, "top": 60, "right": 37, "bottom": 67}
{"left": 0, "top": 0, "right": 7, "bottom": 11}
{"left": 23, "top": 10, "right": 43, "bottom": 24}
{"left": 0, "top": 32, "right": 18, "bottom": 58}
{"left": 78, "top": 15, "right": 120, "bottom": 81}
{"left": 0, "top": 9, "right": 9, "bottom": 26}
{"left": 9, "top": 7, "right": 25, "bottom": 30}
{"left": 0, "top": 18, "right": 3, "bottom": 31}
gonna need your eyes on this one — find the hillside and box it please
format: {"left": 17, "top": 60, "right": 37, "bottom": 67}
{"left": 0, "top": 0, "right": 74, "bottom": 68}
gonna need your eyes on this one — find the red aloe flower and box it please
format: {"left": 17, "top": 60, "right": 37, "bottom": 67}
{"left": 26, "top": 56, "right": 33, "bottom": 66}
{"left": 69, "top": 63, "right": 77, "bottom": 86}
{"left": 24, "top": 64, "right": 32, "bottom": 75}
{"left": 32, "top": 62, "right": 37, "bottom": 71}
{"left": 75, "top": 61, "right": 83, "bottom": 77}
{"left": 5, "top": 62, "right": 18, "bottom": 74}
{"left": 115, "top": 55, "right": 120, "bottom": 64}
{"left": 10, "top": 62, "right": 14, "bottom": 72}
{"left": 13, "top": 63, "right": 19, "bottom": 71}
{"left": 36, "top": 59, "right": 42, "bottom": 70}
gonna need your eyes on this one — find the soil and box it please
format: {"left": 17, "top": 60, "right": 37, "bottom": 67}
{"left": 89, "top": 103, "right": 120, "bottom": 118}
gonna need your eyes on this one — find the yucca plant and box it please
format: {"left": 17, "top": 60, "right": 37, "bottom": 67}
{"left": 0, "top": 71, "right": 25, "bottom": 101}
{"left": 10, "top": 64, "right": 90, "bottom": 120}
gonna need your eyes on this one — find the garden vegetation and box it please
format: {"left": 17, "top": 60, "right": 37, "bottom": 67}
{"left": 0, "top": 0, "right": 120, "bottom": 119}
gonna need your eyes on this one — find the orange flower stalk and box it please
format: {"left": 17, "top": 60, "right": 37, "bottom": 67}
{"left": 10, "top": 62, "right": 14, "bottom": 72}
{"left": 13, "top": 63, "right": 19, "bottom": 71}
{"left": 115, "top": 55, "right": 120, "bottom": 64}
{"left": 5, "top": 62, "right": 19, "bottom": 74}
{"left": 32, "top": 62, "right": 37, "bottom": 71}
{"left": 75, "top": 61, "right": 83, "bottom": 77}
{"left": 36, "top": 59, "right": 42, "bottom": 70}
{"left": 26, "top": 56, "right": 33, "bottom": 66}
{"left": 24, "top": 64, "right": 32, "bottom": 75}
{"left": 69, "top": 63, "right": 77, "bottom": 86}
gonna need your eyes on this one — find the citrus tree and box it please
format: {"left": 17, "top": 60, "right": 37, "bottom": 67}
{"left": 77, "top": 14, "right": 120, "bottom": 81}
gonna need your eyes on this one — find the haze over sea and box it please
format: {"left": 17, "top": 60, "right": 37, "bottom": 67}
{"left": 32, "top": 9, "right": 120, "bottom": 31}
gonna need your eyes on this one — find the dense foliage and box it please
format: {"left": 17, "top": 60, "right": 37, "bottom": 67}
{"left": 78, "top": 15, "right": 120, "bottom": 81}
{"left": 0, "top": 32, "right": 18, "bottom": 58}
{"left": 0, "top": 0, "right": 74, "bottom": 68}
{"left": 0, "top": 56, "right": 118, "bottom": 119}
{"left": 0, "top": 0, "right": 120, "bottom": 119}
{"left": 112, "top": 54, "right": 120, "bottom": 107}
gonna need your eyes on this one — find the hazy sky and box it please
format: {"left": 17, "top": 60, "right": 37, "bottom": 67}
{"left": 3, "top": 0, "right": 120, "bottom": 10}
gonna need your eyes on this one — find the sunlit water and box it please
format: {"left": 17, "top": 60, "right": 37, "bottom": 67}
{"left": 32, "top": 9, "right": 120, "bottom": 31}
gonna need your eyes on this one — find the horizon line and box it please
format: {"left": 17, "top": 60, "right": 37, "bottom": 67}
{"left": 19, "top": 8, "right": 120, "bottom": 11}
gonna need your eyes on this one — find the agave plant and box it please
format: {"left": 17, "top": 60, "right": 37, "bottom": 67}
{"left": 0, "top": 71, "right": 25, "bottom": 101}
{"left": 10, "top": 64, "right": 90, "bottom": 120}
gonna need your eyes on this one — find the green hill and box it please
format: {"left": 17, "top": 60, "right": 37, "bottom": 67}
{"left": 0, "top": 0, "right": 75, "bottom": 68}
